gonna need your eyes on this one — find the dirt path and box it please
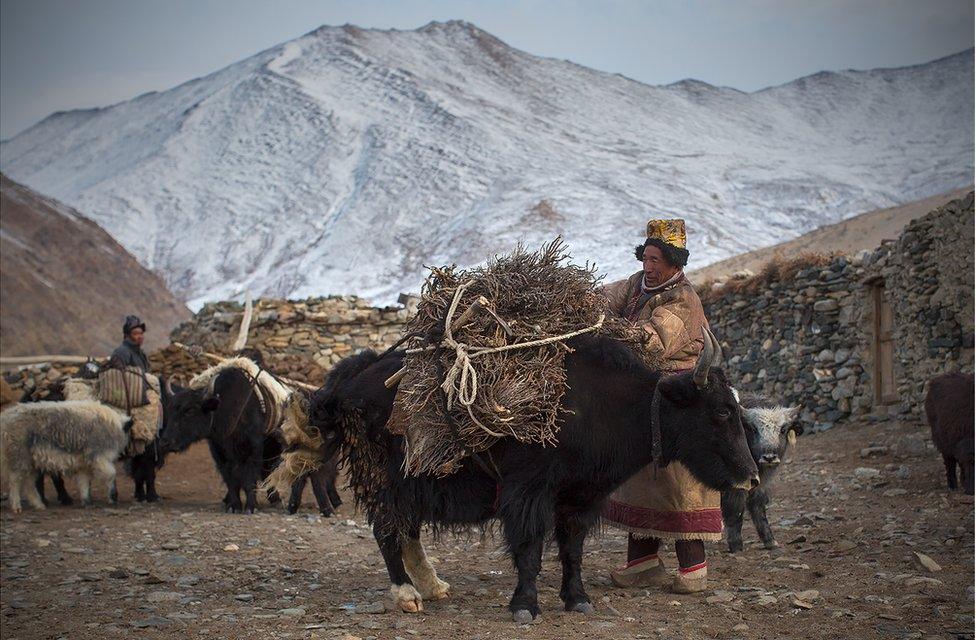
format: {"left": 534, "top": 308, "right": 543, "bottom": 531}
{"left": 1, "top": 418, "right": 973, "bottom": 640}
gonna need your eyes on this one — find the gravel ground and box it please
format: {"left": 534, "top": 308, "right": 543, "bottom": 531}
{"left": 1, "top": 417, "right": 973, "bottom": 640}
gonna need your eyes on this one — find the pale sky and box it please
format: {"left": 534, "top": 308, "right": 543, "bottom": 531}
{"left": 1, "top": 0, "right": 973, "bottom": 139}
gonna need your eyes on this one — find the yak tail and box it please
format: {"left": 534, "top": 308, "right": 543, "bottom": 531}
{"left": 262, "top": 392, "right": 324, "bottom": 499}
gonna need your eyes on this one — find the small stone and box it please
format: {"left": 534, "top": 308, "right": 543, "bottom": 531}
{"left": 35, "top": 539, "right": 52, "bottom": 548}
{"left": 859, "top": 447, "right": 888, "bottom": 458}
{"left": 787, "top": 535, "right": 807, "bottom": 545}
{"left": 814, "top": 300, "right": 839, "bottom": 312}
{"left": 278, "top": 607, "right": 306, "bottom": 617}
{"left": 131, "top": 617, "right": 172, "bottom": 629}
{"left": 161, "top": 542, "right": 180, "bottom": 551}
{"left": 913, "top": 552, "right": 942, "bottom": 573}
{"left": 883, "top": 488, "right": 908, "bottom": 497}
{"left": 234, "top": 593, "right": 254, "bottom": 602}
{"left": 854, "top": 467, "right": 880, "bottom": 479}
{"left": 904, "top": 577, "right": 943, "bottom": 587}
{"left": 355, "top": 602, "right": 387, "bottom": 614}
{"left": 706, "top": 590, "right": 734, "bottom": 604}
{"left": 108, "top": 569, "right": 128, "bottom": 579}
{"left": 733, "top": 623, "right": 750, "bottom": 632}
{"left": 223, "top": 544, "right": 240, "bottom": 552}
{"left": 756, "top": 595, "right": 778, "bottom": 606}
{"left": 795, "top": 590, "right": 820, "bottom": 601}
{"left": 9, "top": 600, "right": 31, "bottom": 609}
{"left": 177, "top": 575, "right": 201, "bottom": 587}
{"left": 147, "top": 591, "right": 184, "bottom": 603}
{"left": 792, "top": 598, "right": 814, "bottom": 609}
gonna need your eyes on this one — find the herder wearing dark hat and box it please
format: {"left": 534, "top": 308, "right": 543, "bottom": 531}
{"left": 110, "top": 315, "right": 150, "bottom": 373}
{"left": 600, "top": 219, "right": 718, "bottom": 594}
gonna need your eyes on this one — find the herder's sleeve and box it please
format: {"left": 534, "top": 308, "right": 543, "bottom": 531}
{"left": 601, "top": 278, "right": 631, "bottom": 317}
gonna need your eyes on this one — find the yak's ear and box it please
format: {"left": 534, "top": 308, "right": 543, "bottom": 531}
{"left": 657, "top": 374, "right": 697, "bottom": 407}
{"left": 201, "top": 396, "right": 221, "bottom": 414}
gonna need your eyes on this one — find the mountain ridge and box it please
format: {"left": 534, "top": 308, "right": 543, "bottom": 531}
{"left": 1, "top": 22, "right": 971, "bottom": 308}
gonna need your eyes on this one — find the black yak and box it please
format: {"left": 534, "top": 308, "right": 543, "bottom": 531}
{"left": 307, "top": 331, "right": 759, "bottom": 622}
{"left": 925, "top": 372, "right": 974, "bottom": 494}
{"left": 158, "top": 362, "right": 341, "bottom": 515}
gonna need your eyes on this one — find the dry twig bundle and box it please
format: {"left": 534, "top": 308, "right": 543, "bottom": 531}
{"left": 393, "top": 238, "right": 657, "bottom": 476}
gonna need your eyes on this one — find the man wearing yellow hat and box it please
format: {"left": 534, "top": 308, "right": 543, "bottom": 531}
{"left": 600, "top": 218, "right": 718, "bottom": 593}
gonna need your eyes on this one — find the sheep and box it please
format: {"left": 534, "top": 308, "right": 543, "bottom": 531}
{"left": 722, "top": 394, "right": 801, "bottom": 552}
{"left": 0, "top": 400, "right": 132, "bottom": 512}
{"left": 925, "top": 372, "right": 974, "bottom": 495}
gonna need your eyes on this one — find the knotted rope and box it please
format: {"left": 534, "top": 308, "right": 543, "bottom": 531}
{"left": 432, "top": 282, "right": 605, "bottom": 437}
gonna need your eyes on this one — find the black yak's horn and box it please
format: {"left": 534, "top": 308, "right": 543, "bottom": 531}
{"left": 693, "top": 328, "right": 715, "bottom": 389}
{"left": 707, "top": 328, "right": 723, "bottom": 369}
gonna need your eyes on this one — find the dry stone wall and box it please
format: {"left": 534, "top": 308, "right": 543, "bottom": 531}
{"left": 702, "top": 255, "right": 870, "bottom": 432}
{"left": 164, "top": 295, "right": 417, "bottom": 386}
{"left": 702, "top": 192, "right": 974, "bottom": 431}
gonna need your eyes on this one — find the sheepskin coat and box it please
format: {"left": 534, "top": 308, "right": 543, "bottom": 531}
{"left": 601, "top": 271, "right": 708, "bottom": 372}
{"left": 0, "top": 400, "right": 130, "bottom": 475}
{"left": 601, "top": 270, "right": 721, "bottom": 542}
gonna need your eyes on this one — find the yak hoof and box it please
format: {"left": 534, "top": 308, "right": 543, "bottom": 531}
{"left": 571, "top": 601, "right": 595, "bottom": 614}
{"left": 319, "top": 509, "right": 334, "bottom": 518}
{"left": 145, "top": 494, "right": 160, "bottom": 503}
{"left": 391, "top": 584, "right": 424, "bottom": 613}
{"left": 763, "top": 540, "right": 780, "bottom": 550}
{"left": 59, "top": 497, "right": 73, "bottom": 506}
{"left": 286, "top": 504, "right": 299, "bottom": 515}
{"left": 512, "top": 609, "right": 536, "bottom": 624}
{"left": 424, "top": 578, "right": 450, "bottom": 600}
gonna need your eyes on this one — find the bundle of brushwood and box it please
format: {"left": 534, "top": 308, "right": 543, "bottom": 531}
{"left": 391, "top": 238, "right": 659, "bottom": 477}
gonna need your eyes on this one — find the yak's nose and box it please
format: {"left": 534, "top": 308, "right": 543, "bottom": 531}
{"left": 759, "top": 454, "right": 780, "bottom": 466}
{"left": 733, "top": 474, "right": 761, "bottom": 491}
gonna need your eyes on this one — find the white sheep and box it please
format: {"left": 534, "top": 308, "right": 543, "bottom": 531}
{"left": 1, "top": 400, "right": 132, "bottom": 512}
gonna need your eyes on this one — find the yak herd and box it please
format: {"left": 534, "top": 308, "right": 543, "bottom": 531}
{"left": 1, "top": 332, "right": 973, "bottom": 621}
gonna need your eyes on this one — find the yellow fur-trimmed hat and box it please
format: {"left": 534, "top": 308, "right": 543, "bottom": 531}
{"left": 646, "top": 219, "right": 687, "bottom": 249}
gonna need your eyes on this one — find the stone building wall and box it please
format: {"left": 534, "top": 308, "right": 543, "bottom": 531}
{"left": 858, "top": 192, "right": 975, "bottom": 416}
{"left": 702, "top": 191, "right": 974, "bottom": 430}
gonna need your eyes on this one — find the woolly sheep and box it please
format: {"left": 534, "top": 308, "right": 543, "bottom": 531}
{"left": 1, "top": 400, "right": 132, "bottom": 512}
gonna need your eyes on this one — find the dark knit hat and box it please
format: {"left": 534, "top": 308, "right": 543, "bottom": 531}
{"left": 123, "top": 315, "right": 146, "bottom": 336}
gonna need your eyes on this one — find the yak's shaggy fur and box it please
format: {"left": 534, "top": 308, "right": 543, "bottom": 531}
{"left": 925, "top": 372, "right": 975, "bottom": 494}
{"left": 190, "top": 357, "right": 292, "bottom": 406}
{"left": 393, "top": 238, "right": 660, "bottom": 477}
{"left": 0, "top": 400, "right": 131, "bottom": 512}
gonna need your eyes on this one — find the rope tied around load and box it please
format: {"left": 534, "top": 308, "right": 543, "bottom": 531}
{"left": 431, "top": 281, "right": 606, "bottom": 438}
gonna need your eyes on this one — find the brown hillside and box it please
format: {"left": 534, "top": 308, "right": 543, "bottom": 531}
{"left": 689, "top": 187, "right": 973, "bottom": 284}
{"left": 0, "top": 174, "right": 190, "bottom": 356}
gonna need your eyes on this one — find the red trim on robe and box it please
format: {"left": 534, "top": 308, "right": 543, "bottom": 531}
{"left": 603, "top": 499, "right": 723, "bottom": 535}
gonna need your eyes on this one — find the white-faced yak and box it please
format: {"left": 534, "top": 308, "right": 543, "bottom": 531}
{"left": 307, "top": 331, "right": 760, "bottom": 623}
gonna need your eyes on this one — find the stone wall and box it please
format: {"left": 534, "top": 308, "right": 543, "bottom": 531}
{"left": 859, "top": 192, "right": 975, "bottom": 415}
{"left": 163, "top": 295, "right": 417, "bottom": 386}
{"left": 702, "top": 192, "right": 974, "bottom": 431}
{"left": 702, "top": 255, "right": 870, "bottom": 432}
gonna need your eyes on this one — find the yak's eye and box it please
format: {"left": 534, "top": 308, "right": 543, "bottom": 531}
{"left": 716, "top": 408, "right": 732, "bottom": 419}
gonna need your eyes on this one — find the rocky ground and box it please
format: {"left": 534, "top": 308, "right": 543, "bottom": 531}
{"left": 1, "top": 417, "right": 973, "bottom": 640}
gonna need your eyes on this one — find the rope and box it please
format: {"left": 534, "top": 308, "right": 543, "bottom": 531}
{"left": 433, "top": 282, "right": 605, "bottom": 438}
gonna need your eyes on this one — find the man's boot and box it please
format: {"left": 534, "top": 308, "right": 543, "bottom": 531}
{"left": 610, "top": 554, "right": 670, "bottom": 588}
{"left": 671, "top": 562, "right": 707, "bottom": 593}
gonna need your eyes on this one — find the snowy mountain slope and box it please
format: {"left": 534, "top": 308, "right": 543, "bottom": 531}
{"left": 1, "top": 21, "right": 972, "bottom": 307}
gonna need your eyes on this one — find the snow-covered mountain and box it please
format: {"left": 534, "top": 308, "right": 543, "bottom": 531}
{"left": 1, "top": 21, "right": 972, "bottom": 308}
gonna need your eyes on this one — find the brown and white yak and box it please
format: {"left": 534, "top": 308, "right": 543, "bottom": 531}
{"left": 306, "top": 331, "right": 759, "bottom": 623}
